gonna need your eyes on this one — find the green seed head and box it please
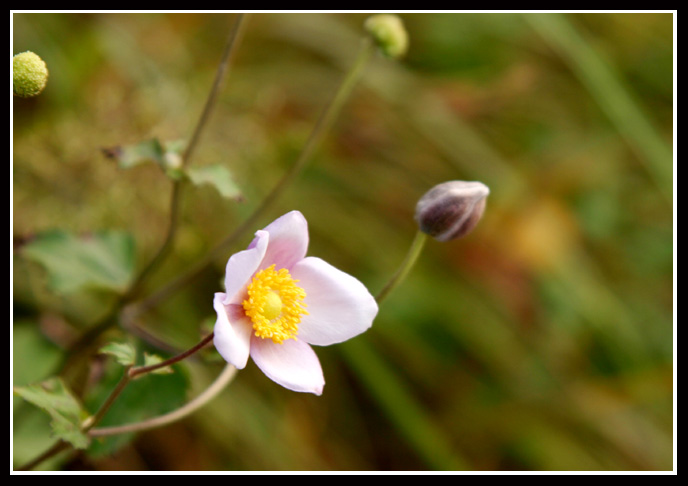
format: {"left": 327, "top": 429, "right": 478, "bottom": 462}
{"left": 364, "top": 14, "right": 409, "bottom": 59}
{"left": 13, "top": 51, "right": 49, "bottom": 98}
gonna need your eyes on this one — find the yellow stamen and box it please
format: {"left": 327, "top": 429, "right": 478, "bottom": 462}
{"left": 243, "top": 264, "right": 308, "bottom": 344}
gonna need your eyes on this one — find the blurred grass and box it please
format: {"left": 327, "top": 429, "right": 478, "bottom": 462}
{"left": 12, "top": 12, "right": 674, "bottom": 471}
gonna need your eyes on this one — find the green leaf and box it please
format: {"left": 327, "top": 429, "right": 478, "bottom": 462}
{"left": 12, "top": 401, "right": 65, "bottom": 470}
{"left": 102, "top": 138, "right": 165, "bottom": 170}
{"left": 12, "top": 321, "right": 64, "bottom": 387}
{"left": 99, "top": 342, "right": 136, "bottom": 367}
{"left": 13, "top": 378, "right": 90, "bottom": 449}
{"left": 21, "top": 230, "right": 136, "bottom": 295}
{"left": 186, "top": 164, "right": 243, "bottom": 201}
{"left": 102, "top": 138, "right": 189, "bottom": 178}
{"left": 142, "top": 353, "right": 174, "bottom": 374}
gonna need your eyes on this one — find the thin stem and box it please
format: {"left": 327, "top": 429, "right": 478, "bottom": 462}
{"left": 125, "top": 182, "right": 183, "bottom": 300}
{"left": 59, "top": 15, "right": 250, "bottom": 363}
{"left": 18, "top": 332, "right": 216, "bottom": 471}
{"left": 89, "top": 363, "right": 237, "bottom": 437}
{"left": 81, "top": 367, "right": 133, "bottom": 433}
{"left": 376, "top": 231, "right": 427, "bottom": 304}
{"left": 127, "top": 13, "right": 250, "bottom": 299}
{"left": 17, "top": 370, "right": 131, "bottom": 471}
{"left": 206, "top": 37, "right": 375, "bottom": 257}
{"left": 85, "top": 333, "right": 214, "bottom": 429}
{"left": 182, "top": 13, "right": 250, "bottom": 170}
{"left": 129, "top": 332, "right": 214, "bottom": 378}
{"left": 17, "top": 17, "right": 249, "bottom": 472}
{"left": 136, "top": 38, "right": 376, "bottom": 314}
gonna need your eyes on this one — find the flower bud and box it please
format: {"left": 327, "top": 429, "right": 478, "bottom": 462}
{"left": 415, "top": 181, "right": 490, "bottom": 241}
{"left": 364, "top": 14, "right": 409, "bottom": 59}
{"left": 13, "top": 51, "right": 49, "bottom": 98}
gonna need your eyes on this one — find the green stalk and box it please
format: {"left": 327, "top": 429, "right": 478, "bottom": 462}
{"left": 128, "top": 13, "right": 250, "bottom": 298}
{"left": 19, "top": 332, "right": 220, "bottom": 471}
{"left": 376, "top": 231, "right": 427, "bottom": 304}
{"left": 89, "top": 364, "right": 236, "bottom": 438}
{"left": 340, "top": 229, "right": 468, "bottom": 470}
{"left": 135, "top": 38, "right": 376, "bottom": 315}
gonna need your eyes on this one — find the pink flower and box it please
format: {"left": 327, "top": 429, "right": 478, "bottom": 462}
{"left": 213, "top": 211, "right": 378, "bottom": 395}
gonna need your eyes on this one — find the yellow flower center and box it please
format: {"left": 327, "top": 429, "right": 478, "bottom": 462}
{"left": 243, "top": 264, "right": 308, "bottom": 344}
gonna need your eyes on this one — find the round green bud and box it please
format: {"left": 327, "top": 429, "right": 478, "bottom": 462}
{"left": 13, "top": 51, "right": 49, "bottom": 98}
{"left": 364, "top": 14, "right": 409, "bottom": 59}
{"left": 415, "top": 181, "right": 490, "bottom": 242}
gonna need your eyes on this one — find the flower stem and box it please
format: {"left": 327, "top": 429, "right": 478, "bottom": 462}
{"left": 84, "top": 332, "right": 214, "bottom": 430}
{"left": 59, "top": 15, "right": 250, "bottom": 364}
{"left": 127, "top": 13, "right": 250, "bottom": 300}
{"left": 89, "top": 363, "right": 236, "bottom": 438}
{"left": 206, "top": 36, "right": 375, "bottom": 255}
{"left": 81, "top": 367, "right": 133, "bottom": 433}
{"left": 135, "top": 38, "right": 376, "bottom": 315}
{"left": 181, "top": 13, "right": 250, "bottom": 170}
{"left": 18, "top": 332, "right": 217, "bottom": 471}
{"left": 129, "top": 332, "right": 215, "bottom": 378}
{"left": 376, "top": 231, "right": 428, "bottom": 304}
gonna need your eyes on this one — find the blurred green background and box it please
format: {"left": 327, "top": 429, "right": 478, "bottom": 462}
{"left": 12, "top": 12, "right": 674, "bottom": 471}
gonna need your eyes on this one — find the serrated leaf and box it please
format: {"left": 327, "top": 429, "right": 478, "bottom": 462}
{"left": 142, "top": 353, "right": 174, "bottom": 374}
{"left": 103, "top": 138, "right": 165, "bottom": 170}
{"left": 13, "top": 378, "right": 90, "bottom": 449}
{"left": 21, "top": 230, "right": 136, "bottom": 295}
{"left": 186, "top": 164, "right": 243, "bottom": 201}
{"left": 100, "top": 342, "right": 136, "bottom": 367}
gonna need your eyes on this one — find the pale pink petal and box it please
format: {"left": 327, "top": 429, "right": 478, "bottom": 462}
{"left": 213, "top": 293, "right": 253, "bottom": 369}
{"left": 250, "top": 337, "right": 325, "bottom": 395}
{"left": 290, "top": 257, "right": 378, "bottom": 346}
{"left": 223, "top": 230, "right": 269, "bottom": 305}
{"left": 257, "top": 210, "right": 309, "bottom": 271}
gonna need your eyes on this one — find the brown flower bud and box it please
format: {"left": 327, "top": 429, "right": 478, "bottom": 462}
{"left": 415, "top": 181, "right": 489, "bottom": 241}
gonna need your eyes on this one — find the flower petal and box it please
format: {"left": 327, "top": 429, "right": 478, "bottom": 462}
{"left": 290, "top": 257, "right": 378, "bottom": 346}
{"left": 258, "top": 210, "right": 309, "bottom": 271}
{"left": 223, "top": 230, "right": 269, "bottom": 305}
{"left": 213, "top": 293, "right": 253, "bottom": 369}
{"left": 250, "top": 337, "right": 325, "bottom": 395}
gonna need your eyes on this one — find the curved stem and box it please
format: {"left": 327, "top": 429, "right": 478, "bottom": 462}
{"left": 136, "top": 38, "right": 376, "bottom": 314}
{"left": 84, "top": 333, "right": 214, "bottom": 431}
{"left": 17, "top": 332, "right": 218, "bottom": 471}
{"left": 89, "top": 364, "right": 236, "bottom": 437}
{"left": 376, "top": 231, "right": 427, "bottom": 304}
